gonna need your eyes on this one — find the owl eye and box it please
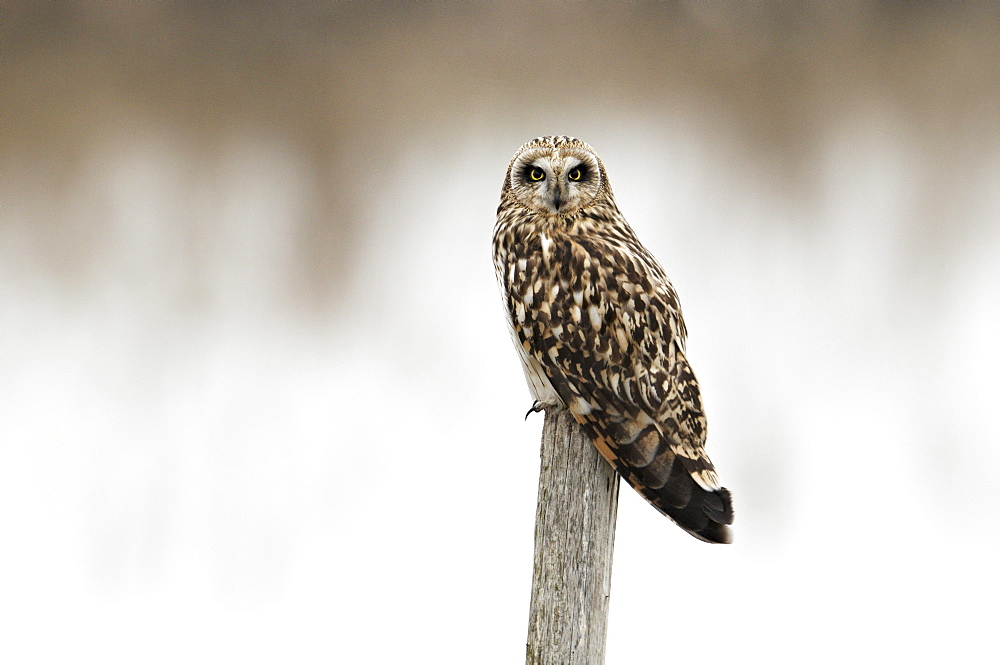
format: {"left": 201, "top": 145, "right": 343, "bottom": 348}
{"left": 567, "top": 167, "right": 584, "bottom": 181}
{"left": 528, "top": 167, "right": 546, "bottom": 182}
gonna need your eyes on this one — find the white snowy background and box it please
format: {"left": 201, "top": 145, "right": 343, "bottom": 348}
{"left": 2, "top": 3, "right": 998, "bottom": 663}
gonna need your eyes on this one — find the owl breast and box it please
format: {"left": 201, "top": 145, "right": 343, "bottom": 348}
{"left": 507, "top": 313, "right": 564, "bottom": 410}
{"left": 498, "top": 243, "right": 565, "bottom": 410}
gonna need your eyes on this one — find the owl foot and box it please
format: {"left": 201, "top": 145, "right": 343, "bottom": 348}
{"left": 524, "top": 401, "right": 544, "bottom": 420}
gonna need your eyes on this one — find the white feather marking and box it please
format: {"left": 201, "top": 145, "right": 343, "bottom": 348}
{"left": 588, "top": 305, "right": 601, "bottom": 329}
{"left": 540, "top": 233, "right": 552, "bottom": 263}
{"left": 615, "top": 328, "right": 628, "bottom": 350}
{"left": 573, "top": 290, "right": 584, "bottom": 306}
{"left": 692, "top": 470, "right": 722, "bottom": 491}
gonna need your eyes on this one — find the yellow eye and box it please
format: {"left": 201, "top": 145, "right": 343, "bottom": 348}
{"left": 529, "top": 167, "right": 545, "bottom": 181}
{"left": 568, "top": 167, "right": 583, "bottom": 181}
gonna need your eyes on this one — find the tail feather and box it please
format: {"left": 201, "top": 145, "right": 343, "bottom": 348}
{"left": 583, "top": 418, "right": 734, "bottom": 544}
{"left": 637, "top": 463, "right": 733, "bottom": 544}
{"left": 654, "top": 450, "right": 692, "bottom": 508}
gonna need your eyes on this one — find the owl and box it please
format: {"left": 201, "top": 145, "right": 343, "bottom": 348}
{"left": 493, "top": 136, "right": 733, "bottom": 543}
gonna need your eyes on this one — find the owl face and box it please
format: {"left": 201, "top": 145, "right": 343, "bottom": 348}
{"left": 507, "top": 139, "right": 604, "bottom": 216}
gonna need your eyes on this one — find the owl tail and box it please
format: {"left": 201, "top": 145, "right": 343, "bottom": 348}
{"left": 585, "top": 419, "right": 734, "bottom": 544}
{"left": 638, "top": 454, "right": 734, "bottom": 544}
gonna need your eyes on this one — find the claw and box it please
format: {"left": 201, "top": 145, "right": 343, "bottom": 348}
{"left": 524, "top": 400, "right": 544, "bottom": 420}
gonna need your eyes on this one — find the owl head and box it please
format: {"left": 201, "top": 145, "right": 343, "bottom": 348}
{"left": 504, "top": 136, "right": 609, "bottom": 217}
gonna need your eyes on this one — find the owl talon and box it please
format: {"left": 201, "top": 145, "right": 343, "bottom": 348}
{"left": 524, "top": 401, "right": 544, "bottom": 420}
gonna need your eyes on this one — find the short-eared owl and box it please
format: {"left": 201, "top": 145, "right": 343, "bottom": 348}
{"left": 493, "top": 136, "right": 733, "bottom": 543}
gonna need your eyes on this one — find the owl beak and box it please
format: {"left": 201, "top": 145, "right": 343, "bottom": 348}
{"left": 550, "top": 182, "right": 564, "bottom": 213}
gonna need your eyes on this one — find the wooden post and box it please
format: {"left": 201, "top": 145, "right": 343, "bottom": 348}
{"left": 526, "top": 410, "right": 620, "bottom": 665}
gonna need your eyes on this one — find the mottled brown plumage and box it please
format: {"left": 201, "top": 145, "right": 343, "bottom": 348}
{"left": 493, "top": 136, "right": 733, "bottom": 543}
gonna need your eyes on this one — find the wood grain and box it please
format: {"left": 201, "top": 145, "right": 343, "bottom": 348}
{"left": 526, "top": 410, "right": 620, "bottom": 665}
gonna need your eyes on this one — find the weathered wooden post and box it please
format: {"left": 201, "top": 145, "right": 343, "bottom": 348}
{"left": 525, "top": 410, "right": 620, "bottom": 665}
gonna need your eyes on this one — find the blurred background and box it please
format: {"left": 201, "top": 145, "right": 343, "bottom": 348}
{"left": 2, "top": 2, "right": 998, "bottom": 662}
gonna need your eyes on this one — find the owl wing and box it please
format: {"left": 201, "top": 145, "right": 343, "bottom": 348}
{"left": 504, "top": 231, "right": 733, "bottom": 543}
